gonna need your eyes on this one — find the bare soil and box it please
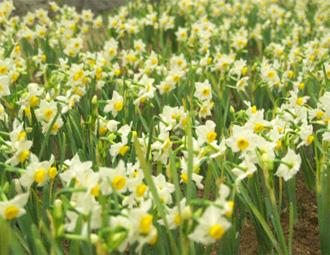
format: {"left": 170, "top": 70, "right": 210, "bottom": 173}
{"left": 240, "top": 176, "right": 320, "bottom": 255}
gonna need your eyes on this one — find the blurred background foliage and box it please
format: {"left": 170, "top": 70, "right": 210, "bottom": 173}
{"left": 5, "top": 0, "right": 126, "bottom": 15}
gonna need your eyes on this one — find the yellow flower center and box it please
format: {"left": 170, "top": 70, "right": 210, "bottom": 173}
{"left": 73, "top": 70, "right": 84, "bottom": 81}
{"left": 139, "top": 214, "right": 153, "bottom": 234}
{"left": 51, "top": 123, "right": 60, "bottom": 134}
{"left": 307, "top": 135, "right": 314, "bottom": 145}
{"left": 237, "top": 39, "right": 247, "bottom": 48}
{"left": 44, "top": 109, "right": 54, "bottom": 121}
{"left": 0, "top": 65, "right": 8, "bottom": 74}
{"left": 114, "top": 101, "right": 123, "bottom": 112}
{"left": 209, "top": 224, "right": 225, "bottom": 240}
{"left": 179, "top": 31, "right": 187, "bottom": 38}
{"left": 112, "top": 176, "right": 126, "bottom": 191}
{"left": 225, "top": 201, "right": 234, "bottom": 217}
{"left": 298, "top": 82, "right": 305, "bottom": 90}
{"left": 127, "top": 54, "right": 137, "bottom": 64}
{"left": 29, "top": 95, "right": 40, "bottom": 107}
{"left": 95, "top": 67, "right": 103, "bottom": 80}
{"left": 41, "top": 54, "right": 46, "bottom": 62}
{"left": 241, "top": 66, "right": 248, "bottom": 76}
{"left": 316, "top": 111, "right": 324, "bottom": 119}
{"left": 251, "top": 105, "right": 257, "bottom": 114}
{"left": 173, "top": 74, "right": 180, "bottom": 83}
{"left": 136, "top": 183, "right": 147, "bottom": 197}
{"left": 275, "top": 140, "right": 282, "bottom": 150}
{"left": 177, "top": 59, "right": 184, "bottom": 66}
{"left": 200, "top": 106, "right": 208, "bottom": 115}
{"left": 108, "top": 48, "right": 116, "bottom": 56}
{"left": 24, "top": 107, "right": 31, "bottom": 118}
{"left": 171, "top": 113, "right": 179, "bottom": 120}
{"left": 237, "top": 138, "right": 249, "bottom": 151}
{"left": 181, "top": 173, "right": 188, "bottom": 183}
{"left": 287, "top": 70, "right": 294, "bottom": 79}
{"left": 253, "top": 122, "right": 264, "bottom": 133}
{"left": 12, "top": 72, "right": 20, "bottom": 82}
{"left": 202, "top": 88, "right": 211, "bottom": 97}
{"left": 91, "top": 184, "right": 100, "bottom": 197}
{"left": 174, "top": 214, "right": 182, "bottom": 226}
{"left": 149, "top": 57, "right": 157, "bottom": 66}
{"left": 309, "top": 54, "right": 315, "bottom": 62}
{"left": 163, "top": 83, "right": 171, "bottom": 92}
{"left": 4, "top": 205, "right": 20, "bottom": 220}
{"left": 296, "top": 97, "right": 304, "bottom": 106}
{"left": 15, "top": 45, "right": 21, "bottom": 53}
{"left": 119, "top": 145, "right": 129, "bottom": 156}
{"left": 114, "top": 69, "right": 121, "bottom": 76}
{"left": 48, "top": 167, "right": 57, "bottom": 179}
{"left": 163, "top": 138, "right": 171, "bottom": 152}
{"left": 132, "top": 169, "right": 139, "bottom": 178}
{"left": 266, "top": 70, "right": 276, "bottom": 79}
{"left": 99, "top": 126, "right": 107, "bottom": 136}
{"left": 67, "top": 49, "right": 75, "bottom": 57}
{"left": 18, "top": 131, "right": 26, "bottom": 141}
{"left": 34, "top": 168, "right": 47, "bottom": 184}
{"left": 207, "top": 131, "right": 217, "bottom": 143}
{"left": 19, "top": 150, "right": 30, "bottom": 163}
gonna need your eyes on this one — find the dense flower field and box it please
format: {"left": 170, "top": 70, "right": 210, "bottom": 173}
{"left": 0, "top": 0, "right": 329, "bottom": 254}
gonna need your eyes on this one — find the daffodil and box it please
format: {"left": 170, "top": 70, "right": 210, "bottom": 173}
{"left": 232, "top": 158, "right": 257, "bottom": 189}
{"left": 196, "top": 120, "right": 218, "bottom": 145}
{"left": 151, "top": 125, "right": 171, "bottom": 163}
{"left": 35, "top": 100, "right": 58, "bottom": 123}
{"left": 189, "top": 205, "right": 230, "bottom": 245}
{"left": 176, "top": 27, "right": 188, "bottom": 42}
{"left": 180, "top": 157, "right": 204, "bottom": 189}
{"left": 260, "top": 62, "right": 280, "bottom": 88}
{"left": 152, "top": 174, "right": 175, "bottom": 204}
{"left": 194, "top": 80, "right": 212, "bottom": 101}
{"left": 60, "top": 154, "right": 94, "bottom": 186}
{"left": 103, "top": 38, "right": 118, "bottom": 59}
{"left": 127, "top": 200, "right": 158, "bottom": 249}
{"left": 104, "top": 91, "right": 124, "bottom": 117}
{"left": 42, "top": 117, "right": 63, "bottom": 135}
{"left": 275, "top": 149, "right": 301, "bottom": 181}
{"left": 0, "top": 193, "right": 29, "bottom": 221}
{"left": 64, "top": 37, "right": 83, "bottom": 57}
{"left": 159, "top": 106, "right": 188, "bottom": 130}
{"left": 226, "top": 125, "right": 258, "bottom": 153}
{"left": 6, "top": 140, "right": 32, "bottom": 166}
{"left": 19, "top": 154, "right": 55, "bottom": 188}
{"left": 107, "top": 161, "right": 128, "bottom": 193}
{"left": 110, "top": 124, "right": 131, "bottom": 157}
{"left": 160, "top": 198, "right": 191, "bottom": 229}
{"left": 25, "top": 83, "right": 43, "bottom": 107}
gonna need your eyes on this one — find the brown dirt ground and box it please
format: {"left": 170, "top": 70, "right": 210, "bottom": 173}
{"left": 240, "top": 175, "right": 320, "bottom": 255}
